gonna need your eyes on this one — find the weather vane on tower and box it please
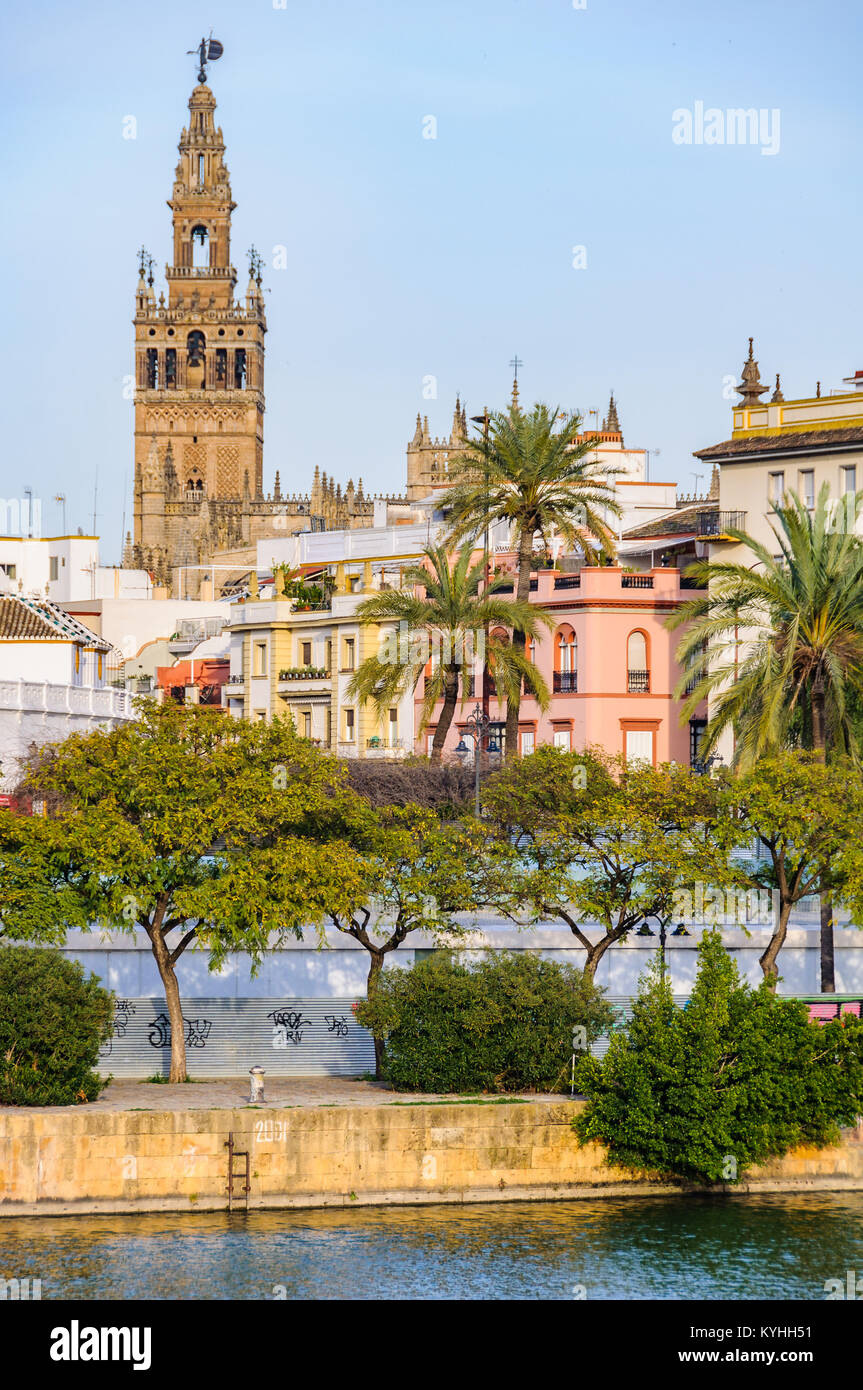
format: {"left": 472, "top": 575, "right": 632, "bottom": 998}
{"left": 187, "top": 32, "right": 224, "bottom": 84}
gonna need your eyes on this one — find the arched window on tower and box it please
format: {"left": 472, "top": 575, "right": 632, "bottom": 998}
{"left": 146, "top": 349, "right": 159, "bottom": 389}
{"left": 191, "top": 225, "right": 210, "bottom": 269}
{"left": 215, "top": 348, "right": 227, "bottom": 386}
{"left": 197, "top": 154, "right": 205, "bottom": 186}
{"left": 234, "top": 349, "right": 247, "bottom": 389}
{"left": 165, "top": 348, "right": 176, "bottom": 388}
{"left": 187, "top": 331, "right": 206, "bottom": 390}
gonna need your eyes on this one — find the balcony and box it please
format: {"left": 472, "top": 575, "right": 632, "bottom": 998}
{"left": 553, "top": 574, "right": 581, "bottom": 590}
{"left": 365, "top": 737, "right": 407, "bottom": 759}
{"left": 277, "top": 667, "right": 332, "bottom": 699}
{"left": 492, "top": 577, "right": 539, "bottom": 594}
{"left": 697, "top": 510, "right": 747, "bottom": 539}
{"left": 278, "top": 667, "right": 330, "bottom": 681}
{"left": 621, "top": 574, "right": 654, "bottom": 589}
{"left": 0, "top": 681, "right": 134, "bottom": 720}
{"left": 627, "top": 669, "right": 650, "bottom": 694}
{"left": 553, "top": 671, "right": 578, "bottom": 693}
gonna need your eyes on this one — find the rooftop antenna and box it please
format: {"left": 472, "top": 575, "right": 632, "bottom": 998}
{"left": 187, "top": 32, "right": 223, "bottom": 84}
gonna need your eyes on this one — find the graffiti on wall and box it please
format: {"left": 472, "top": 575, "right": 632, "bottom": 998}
{"left": 148, "top": 1014, "right": 213, "bottom": 1049}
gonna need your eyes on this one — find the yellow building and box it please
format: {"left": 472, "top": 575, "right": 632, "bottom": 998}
{"left": 224, "top": 559, "right": 418, "bottom": 757}
{"left": 695, "top": 342, "right": 863, "bottom": 559}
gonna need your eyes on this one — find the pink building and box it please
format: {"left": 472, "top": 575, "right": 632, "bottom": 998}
{"left": 417, "top": 565, "right": 707, "bottom": 766}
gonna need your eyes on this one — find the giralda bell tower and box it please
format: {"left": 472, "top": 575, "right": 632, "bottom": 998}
{"left": 132, "top": 40, "right": 266, "bottom": 586}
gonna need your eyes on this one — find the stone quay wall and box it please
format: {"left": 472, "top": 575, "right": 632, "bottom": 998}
{"left": 2, "top": 1101, "right": 863, "bottom": 1216}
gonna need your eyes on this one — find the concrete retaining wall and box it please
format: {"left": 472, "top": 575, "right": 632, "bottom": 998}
{"left": 2, "top": 1101, "right": 863, "bottom": 1217}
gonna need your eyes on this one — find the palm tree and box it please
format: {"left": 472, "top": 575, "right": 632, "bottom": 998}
{"left": 444, "top": 403, "right": 620, "bottom": 757}
{"left": 346, "top": 542, "right": 552, "bottom": 763}
{"left": 669, "top": 485, "right": 863, "bottom": 989}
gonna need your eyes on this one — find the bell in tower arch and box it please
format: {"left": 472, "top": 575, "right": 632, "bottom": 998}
{"left": 186, "top": 331, "right": 206, "bottom": 389}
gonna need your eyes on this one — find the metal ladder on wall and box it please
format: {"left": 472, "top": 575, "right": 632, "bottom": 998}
{"left": 225, "top": 1131, "right": 250, "bottom": 1211}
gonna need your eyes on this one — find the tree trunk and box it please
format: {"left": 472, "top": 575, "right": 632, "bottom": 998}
{"left": 429, "top": 666, "right": 459, "bottom": 764}
{"left": 366, "top": 949, "right": 386, "bottom": 1080}
{"left": 820, "top": 896, "right": 836, "bottom": 993}
{"left": 811, "top": 680, "right": 835, "bottom": 993}
{"left": 504, "top": 533, "right": 534, "bottom": 761}
{"left": 758, "top": 900, "right": 792, "bottom": 992}
{"left": 150, "top": 929, "right": 188, "bottom": 1083}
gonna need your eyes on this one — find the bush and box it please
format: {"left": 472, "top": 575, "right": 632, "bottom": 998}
{"left": 356, "top": 951, "right": 615, "bottom": 1093}
{"left": 0, "top": 947, "right": 113, "bottom": 1105}
{"left": 574, "top": 930, "right": 863, "bottom": 1184}
{"left": 344, "top": 759, "right": 478, "bottom": 816}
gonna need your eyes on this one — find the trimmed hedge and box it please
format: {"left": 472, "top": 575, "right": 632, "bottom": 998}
{"left": 0, "top": 947, "right": 113, "bottom": 1106}
{"left": 356, "top": 951, "right": 615, "bottom": 1093}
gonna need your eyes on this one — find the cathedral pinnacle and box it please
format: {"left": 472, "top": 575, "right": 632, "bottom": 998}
{"left": 602, "top": 392, "right": 622, "bottom": 437}
{"left": 736, "top": 337, "right": 768, "bottom": 406}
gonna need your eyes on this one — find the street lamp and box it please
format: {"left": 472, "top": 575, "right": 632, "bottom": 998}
{"left": 470, "top": 410, "right": 491, "bottom": 729}
{"left": 639, "top": 914, "right": 668, "bottom": 976}
{"left": 455, "top": 702, "right": 502, "bottom": 817}
{"left": 693, "top": 752, "right": 724, "bottom": 777}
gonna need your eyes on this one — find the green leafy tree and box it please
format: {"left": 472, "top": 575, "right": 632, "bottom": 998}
{"left": 347, "top": 541, "right": 550, "bottom": 762}
{"left": 0, "top": 704, "right": 367, "bottom": 1082}
{"left": 671, "top": 487, "right": 863, "bottom": 761}
{"left": 723, "top": 751, "right": 863, "bottom": 986}
{"left": 324, "top": 805, "right": 511, "bottom": 1077}
{"left": 0, "top": 947, "right": 113, "bottom": 1106}
{"left": 575, "top": 930, "right": 863, "bottom": 1185}
{"left": 445, "top": 404, "right": 621, "bottom": 757}
{"left": 669, "top": 486, "right": 863, "bottom": 989}
{"left": 482, "top": 746, "right": 742, "bottom": 983}
{"left": 357, "top": 950, "right": 615, "bottom": 1093}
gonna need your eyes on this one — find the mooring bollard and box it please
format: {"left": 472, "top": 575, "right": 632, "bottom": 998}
{"left": 249, "top": 1066, "right": 266, "bottom": 1103}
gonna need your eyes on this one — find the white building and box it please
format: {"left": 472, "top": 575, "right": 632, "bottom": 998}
{"left": 60, "top": 596, "right": 234, "bottom": 686}
{"left": 0, "top": 594, "right": 134, "bottom": 793}
{"left": 0, "top": 533, "right": 150, "bottom": 604}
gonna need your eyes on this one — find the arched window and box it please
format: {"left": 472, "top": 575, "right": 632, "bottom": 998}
{"left": 187, "top": 331, "right": 206, "bottom": 390}
{"left": 627, "top": 630, "right": 649, "bottom": 693}
{"left": 187, "top": 331, "right": 206, "bottom": 365}
{"left": 191, "top": 225, "right": 210, "bottom": 268}
{"left": 487, "top": 626, "right": 509, "bottom": 697}
{"left": 554, "top": 626, "right": 577, "bottom": 692}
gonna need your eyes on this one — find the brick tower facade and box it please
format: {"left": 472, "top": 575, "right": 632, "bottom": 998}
{"left": 129, "top": 78, "right": 405, "bottom": 595}
{"left": 132, "top": 81, "right": 269, "bottom": 587}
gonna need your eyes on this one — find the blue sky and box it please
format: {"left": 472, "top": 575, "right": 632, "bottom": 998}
{"left": 1, "top": 0, "right": 861, "bottom": 562}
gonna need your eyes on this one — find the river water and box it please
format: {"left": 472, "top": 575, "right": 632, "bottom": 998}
{"left": 1, "top": 1193, "right": 861, "bottom": 1300}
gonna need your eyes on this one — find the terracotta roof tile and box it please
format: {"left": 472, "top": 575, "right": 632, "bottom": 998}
{"left": 695, "top": 427, "right": 863, "bottom": 460}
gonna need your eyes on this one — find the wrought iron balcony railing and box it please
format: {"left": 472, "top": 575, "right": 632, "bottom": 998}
{"left": 697, "top": 510, "right": 747, "bottom": 537}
